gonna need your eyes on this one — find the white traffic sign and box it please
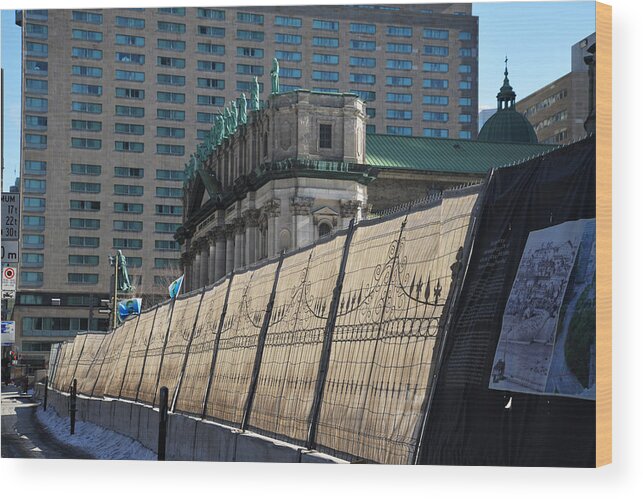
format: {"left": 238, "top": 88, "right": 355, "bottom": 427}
{"left": 1, "top": 192, "right": 20, "bottom": 241}
{"left": 2, "top": 290, "right": 15, "bottom": 300}
{"left": 1, "top": 321, "right": 16, "bottom": 345}
{"left": 1, "top": 240, "right": 19, "bottom": 264}
{"left": 2, "top": 266, "right": 16, "bottom": 291}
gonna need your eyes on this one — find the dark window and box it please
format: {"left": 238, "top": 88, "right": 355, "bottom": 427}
{"left": 319, "top": 124, "right": 332, "bottom": 149}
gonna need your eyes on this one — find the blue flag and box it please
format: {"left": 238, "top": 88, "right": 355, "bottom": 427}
{"left": 168, "top": 274, "right": 184, "bottom": 299}
{"left": 117, "top": 298, "right": 142, "bottom": 322}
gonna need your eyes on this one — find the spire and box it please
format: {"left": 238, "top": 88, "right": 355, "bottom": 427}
{"left": 497, "top": 57, "right": 517, "bottom": 111}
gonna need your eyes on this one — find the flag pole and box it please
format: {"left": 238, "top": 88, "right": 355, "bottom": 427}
{"left": 112, "top": 254, "right": 119, "bottom": 330}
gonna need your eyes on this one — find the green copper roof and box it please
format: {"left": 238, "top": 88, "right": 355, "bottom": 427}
{"left": 365, "top": 134, "right": 556, "bottom": 174}
{"left": 478, "top": 110, "right": 539, "bottom": 144}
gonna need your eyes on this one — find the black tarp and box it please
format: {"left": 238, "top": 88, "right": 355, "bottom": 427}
{"left": 419, "top": 136, "right": 596, "bottom": 467}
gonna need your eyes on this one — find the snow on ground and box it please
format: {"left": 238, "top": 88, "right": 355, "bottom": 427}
{"left": 36, "top": 406, "right": 156, "bottom": 460}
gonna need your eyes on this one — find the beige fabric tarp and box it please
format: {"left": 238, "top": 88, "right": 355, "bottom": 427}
{"left": 75, "top": 333, "right": 109, "bottom": 396}
{"left": 103, "top": 314, "right": 143, "bottom": 399}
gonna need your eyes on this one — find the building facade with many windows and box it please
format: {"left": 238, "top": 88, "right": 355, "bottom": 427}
{"left": 14, "top": 4, "right": 478, "bottom": 363}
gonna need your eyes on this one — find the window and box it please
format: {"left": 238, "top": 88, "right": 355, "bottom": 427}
{"left": 71, "top": 137, "right": 101, "bottom": 149}
{"left": 351, "top": 89, "right": 376, "bottom": 102}
{"left": 157, "top": 56, "right": 186, "bottom": 69}
{"left": 71, "top": 47, "right": 102, "bottom": 60}
{"left": 114, "top": 123, "right": 145, "bottom": 135}
{"left": 26, "top": 97, "right": 48, "bottom": 112}
{"left": 155, "top": 222, "right": 181, "bottom": 233}
{"left": 155, "top": 240, "right": 181, "bottom": 250}
{"left": 71, "top": 181, "right": 101, "bottom": 193}
{"left": 197, "top": 43, "right": 225, "bottom": 55}
{"left": 157, "top": 39, "right": 185, "bottom": 52}
{"left": 156, "top": 169, "right": 185, "bottom": 181}
{"left": 156, "top": 205, "right": 183, "bottom": 216}
{"left": 423, "top": 28, "right": 449, "bottom": 40}
{"left": 280, "top": 67, "right": 302, "bottom": 79}
{"left": 22, "top": 253, "right": 44, "bottom": 266}
{"left": 387, "top": 43, "right": 412, "bottom": 53}
{"left": 71, "top": 83, "right": 102, "bottom": 95}
{"left": 114, "top": 166, "right": 144, "bottom": 178}
{"left": 459, "top": 64, "right": 472, "bottom": 74}
{"left": 158, "top": 21, "right": 185, "bottom": 33}
{"left": 158, "top": 91, "right": 185, "bottom": 104}
{"left": 17, "top": 294, "right": 44, "bottom": 305}
{"left": 70, "top": 200, "right": 101, "bottom": 211}
{"left": 423, "top": 111, "right": 449, "bottom": 122}
{"left": 350, "top": 40, "right": 375, "bottom": 51}
{"left": 237, "top": 80, "right": 264, "bottom": 93}
{"left": 197, "top": 78, "right": 224, "bottom": 90}
{"left": 116, "top": 69, "right": 145, "bottom": 82}
{"left": 115, "top": 141, "right": 144, "bottom": 153}
{"left": 459, "top": 31, "right": 472, "bottom": 41}
{"left": 459, "top": 48, "right": 473, "bottom": 57}
{"left": 424, "top": 45, "right": 449, "bottom": 56}
{"left": 115, "top": 105, "right": 144, "bottom": 118}
{"left": 116, "top": 34, "right": 145, "bottom": 47}
{"left": 157, "top": 127, "right": 185, "bottom": 138}
{"left": 350, "top": 73, "right": 376, "bottom": 85}
{"left": 157, "top": 109, "right": 185, "bottom": 121}
{"left": 115, "top": 52, "right": 145, "bottom": 65}
{"left": 349, "top": 56, "right": 376, "bottom": 68}
{"left": 26, "top": 115, "right": 47, "bottom": 129}
{"left": 23, "top": 234, "right": 45, "bottom": 249}
{"left": 23, "top": 197, "right": 46, "bottom": 211}
{"left": 275, "top": 33, "right": 302, "bottom": 45}
{"left": 114, "top": 202, "right": 143, "bottom": 213}
{"left": 198, "top": 60, "right": 225, "bottom": 72}
{"left": 72, "top": 65, "right": 103, "bottom": 78}
{"left": 459, "top": 114, "right": 472, "bottom": 123}
{"left": 386, "top": 109, "right": 412, "bottom": 120}
{"left": 424, "top": 62, "right": 449, "bottom": 73}
{"left": 21, "top": 272, "right": 43, "bottom": 285}
{"left": 237, "top": 12, "right": 263, "bottom": 24}
{"left": 424, "top": 128, "right": 449, "bottom": 138}
{"left": 71, "top": 163, "right": 101, "bottom": 176}
{"left": 26, "top": 134, "right": 47, "bottom": 149}
{"left": 312, "top": 53, "right": 339, "bottom": 65}
{"left": 113, "top": 238, "right": 142, "bottom": 250}
{"left": 114, "top": 220, "right": 143, "bottom": 232}
{"left": 386, "top": 76, "right": 412, "bottom": 87}
{"left": 237, "top": 47, "right": 264, "bottom": 59}
{"left": 69, "top": 255, "right": 99, "bottom": 266}
{"left": 424, "top": 95, "right": 449, "bottom": 106}
{"left": 71, "top": 29, "right": 102, "bottom": 41}
{"left": 115, "top": 87, "right": 145, "bottom": 100}
{"left": 127, "top": 257, "right": 143, "bottom": 268}
{"left": 69, "top": 218, "right": 100, "bottom": 229}
{"left": 156, "top": 187, "right": 182, "bottom": 198}
{"left": 386, "top": 92, "right": 412, "bottom": 103}
{"left": 158, "top": 7, "right": 185, "bottom": 16}
{"left": 236, "top": 64, "right": 263, "bottom": 76}
{"left": 197, "top": 8, "right": 225, "bottom": 20}
{"left": 275, "top": 50, "right": 301, "bottom": 62}
{"left": 114, "top": 184, "right": 143, "bottom": 196}
{"left": 386, "top": 59, "right": 412, "bottom": 70}
{"left": 155, "top": 258, "right": 180, "bottom": 269}
{"left": 68, "top": 273, "right": 99, "bottom": 284}
{"left": 69, "top": 236, "right": 99, "bottom": 248}
{"left": 236, "top": 29, "right": 263, "bottom": 41}
{"left": 364, "top": 108, "right": 375, "bottom": 118}
{"left": 313, "top": 37, "right": 339, "bottom": 48}
{"left": 197, "top": 95, "right": 224, "bottom": 106}
{"left": 386, "top": 126, "right": 412, "bottom": 136}
{"left": 25, "top": 160, "right": 47, "bottom": 174}
{"left": 275, "top": 16, "right": 301, "bottom": 28}
{"left": 71, "top": 119, "right": 102, "bottom": 132}
{"left": 313, "top": 20, "right": 338, "bottom": 31}
{"left": 350, "top": 23, "right": 376, "bottom": 34}
{"left": 312, "top": 71, "right": 339, "bottom": 82}
{"left": 459, "top": 81, "right": 472, "bottom": 90}
{"left": 26, "top": 60, "right": 48, "bottom": 75}
{"left": 157, "top": 144, "right": 185, "bottom": 156}
{"left": 24, "top": 179, "right": 46, "bottom": 193}
{"left": 72, "top": 11, "right": 103, "bottom": 24}
{"left": 459, "top": 97, "right": 472, "bottom": 106}
{"left": 26, "top": 78, "right": 48, "bottom": 93}
{"left": 319, "top": 124, "right": 332, "bottom": 149}
{"left": 26, "top": 23, "right": 48, "bottom": 38}
{"left": 26, "top": 41, "right": 48, "bottom": 57}
{"left": 115, "top": 16, "right": 144, "bottom": 29}
{"left": 424, "top": 79, "right": 449, "bottom": 89}
{"left": 459, "top": 130, "right": 472, "bottom": 139}
{"left": 387, "top": 26, "right": 412, "bottom": 37}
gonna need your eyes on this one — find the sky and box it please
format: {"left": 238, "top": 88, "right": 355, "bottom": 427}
{"left": 0, "top": 1, "right": 595, "bottom": 191}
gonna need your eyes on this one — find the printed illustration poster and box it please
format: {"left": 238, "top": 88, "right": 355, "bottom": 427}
{"left": 489, "top": 218, "right": 596, "bottom": 400}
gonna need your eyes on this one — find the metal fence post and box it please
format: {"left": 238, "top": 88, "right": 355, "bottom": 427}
{"left": 134, "top": 306, "right": 160, "bottom": 403}
{"left": 158, "top": 386, "right": 169, "bottom": 461}
{"left": 152, "top": 299, "right": 178, "bottom": 408}
{"left": 43, "top": 375, "right": 48, "bottom": 411}
{"left": 69, "top": 378, "right": 77, "bottom": 435}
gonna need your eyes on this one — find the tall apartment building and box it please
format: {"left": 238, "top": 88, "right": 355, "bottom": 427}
{"left": 516, "top": 33, "right": 595, "bottom": 144}
{"left": 13, "top": 4, "right": 478, "bottom": 365}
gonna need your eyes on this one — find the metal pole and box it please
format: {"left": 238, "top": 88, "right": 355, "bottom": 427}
{"left": 69, "top": 378, "right": 77, "bottom": 435}
{"left": 112, "top": 256, "right": 119, "bottom": 330}
{"left": 43, "top": 375, "right": 48, "bottom": 411}
{"left": 157, "top": 386, "right": 169, "bottom": 461}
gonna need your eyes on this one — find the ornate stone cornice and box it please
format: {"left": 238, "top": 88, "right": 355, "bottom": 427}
{"left": 224, "top": 223, "right": 236, "bottom": 240}
{"left": 242, "top": 208, "right": 261, "bottom": 228}
{"left": 262, "top": 198, "right": 281, "bottom": 218}
{"left": 233, "top": 217, "right": 246, "bottom": 235}
{"left": 340, "top": 199, "right": 362, "bottom": 218}
{"left": 290, "top": 196, "right": 314, "bottom": 216}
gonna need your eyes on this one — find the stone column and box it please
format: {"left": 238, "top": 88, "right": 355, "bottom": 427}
{"left": 340, "top": 200, "right": 362, "bottom": 229}
{"left": 234, "top": 218, "right": 246, "bottom": 269}
{"left": 243, "top": 209, "right": 260, "bottom": 266}
{"left": 207, "top": 231, "right": 216, "bottom": 285}
{"left": 291, "top": 196, "right": 315, "bottom": 249}
{"left": 199, "top": 239, "right": 209, "bottom": 288}
{"left": 263, "top": 199, "right": 281, "bottom": 258}
{"left": 193, "top": 246, "right": 202, "bottom": 290}
{"left": 225, "top": 224, "right": 235, "bottom": 275}
{"left": 180, "top": 252, "right": 191, "bottom": 292}
{"left": 214, "top": 227, "right": 227, "bottom": 280}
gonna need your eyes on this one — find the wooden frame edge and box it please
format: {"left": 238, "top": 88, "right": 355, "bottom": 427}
{"left": 595, "top": 1, "right": 612, "bottom": 468}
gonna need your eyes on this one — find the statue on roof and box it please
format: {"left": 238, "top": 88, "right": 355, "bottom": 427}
{"left": 270, "top": 58, "right": 280, "bottom": 94}
{"left": 239, "top": 93, "right": 248, "bottom": 124}
{"left": 224, "top": 107, "right": 232, "bottom": 137}
{"left": 213, "top": 114, "right": 224, "bottom": 146}
{"left": 251, "top": 76, "right": 260, "bottom": 110}
{"left": 230, "top": 100, "right": 238, "bottom": 130}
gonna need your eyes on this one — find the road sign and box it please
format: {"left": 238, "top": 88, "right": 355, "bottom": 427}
{"left": 2, "top": 290, "right": 15, "bottom": 300}
{"left": 1, "top": 240, "right": 19, "bottom": 264}
{"left": 1, "top": 321, "right": 15, "bottom": 345}
{"left": 1, "top": 192, "right": 20, "bottom": 241}
{"left": 2, "top": 266, "right": 16, "bottom": 291}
